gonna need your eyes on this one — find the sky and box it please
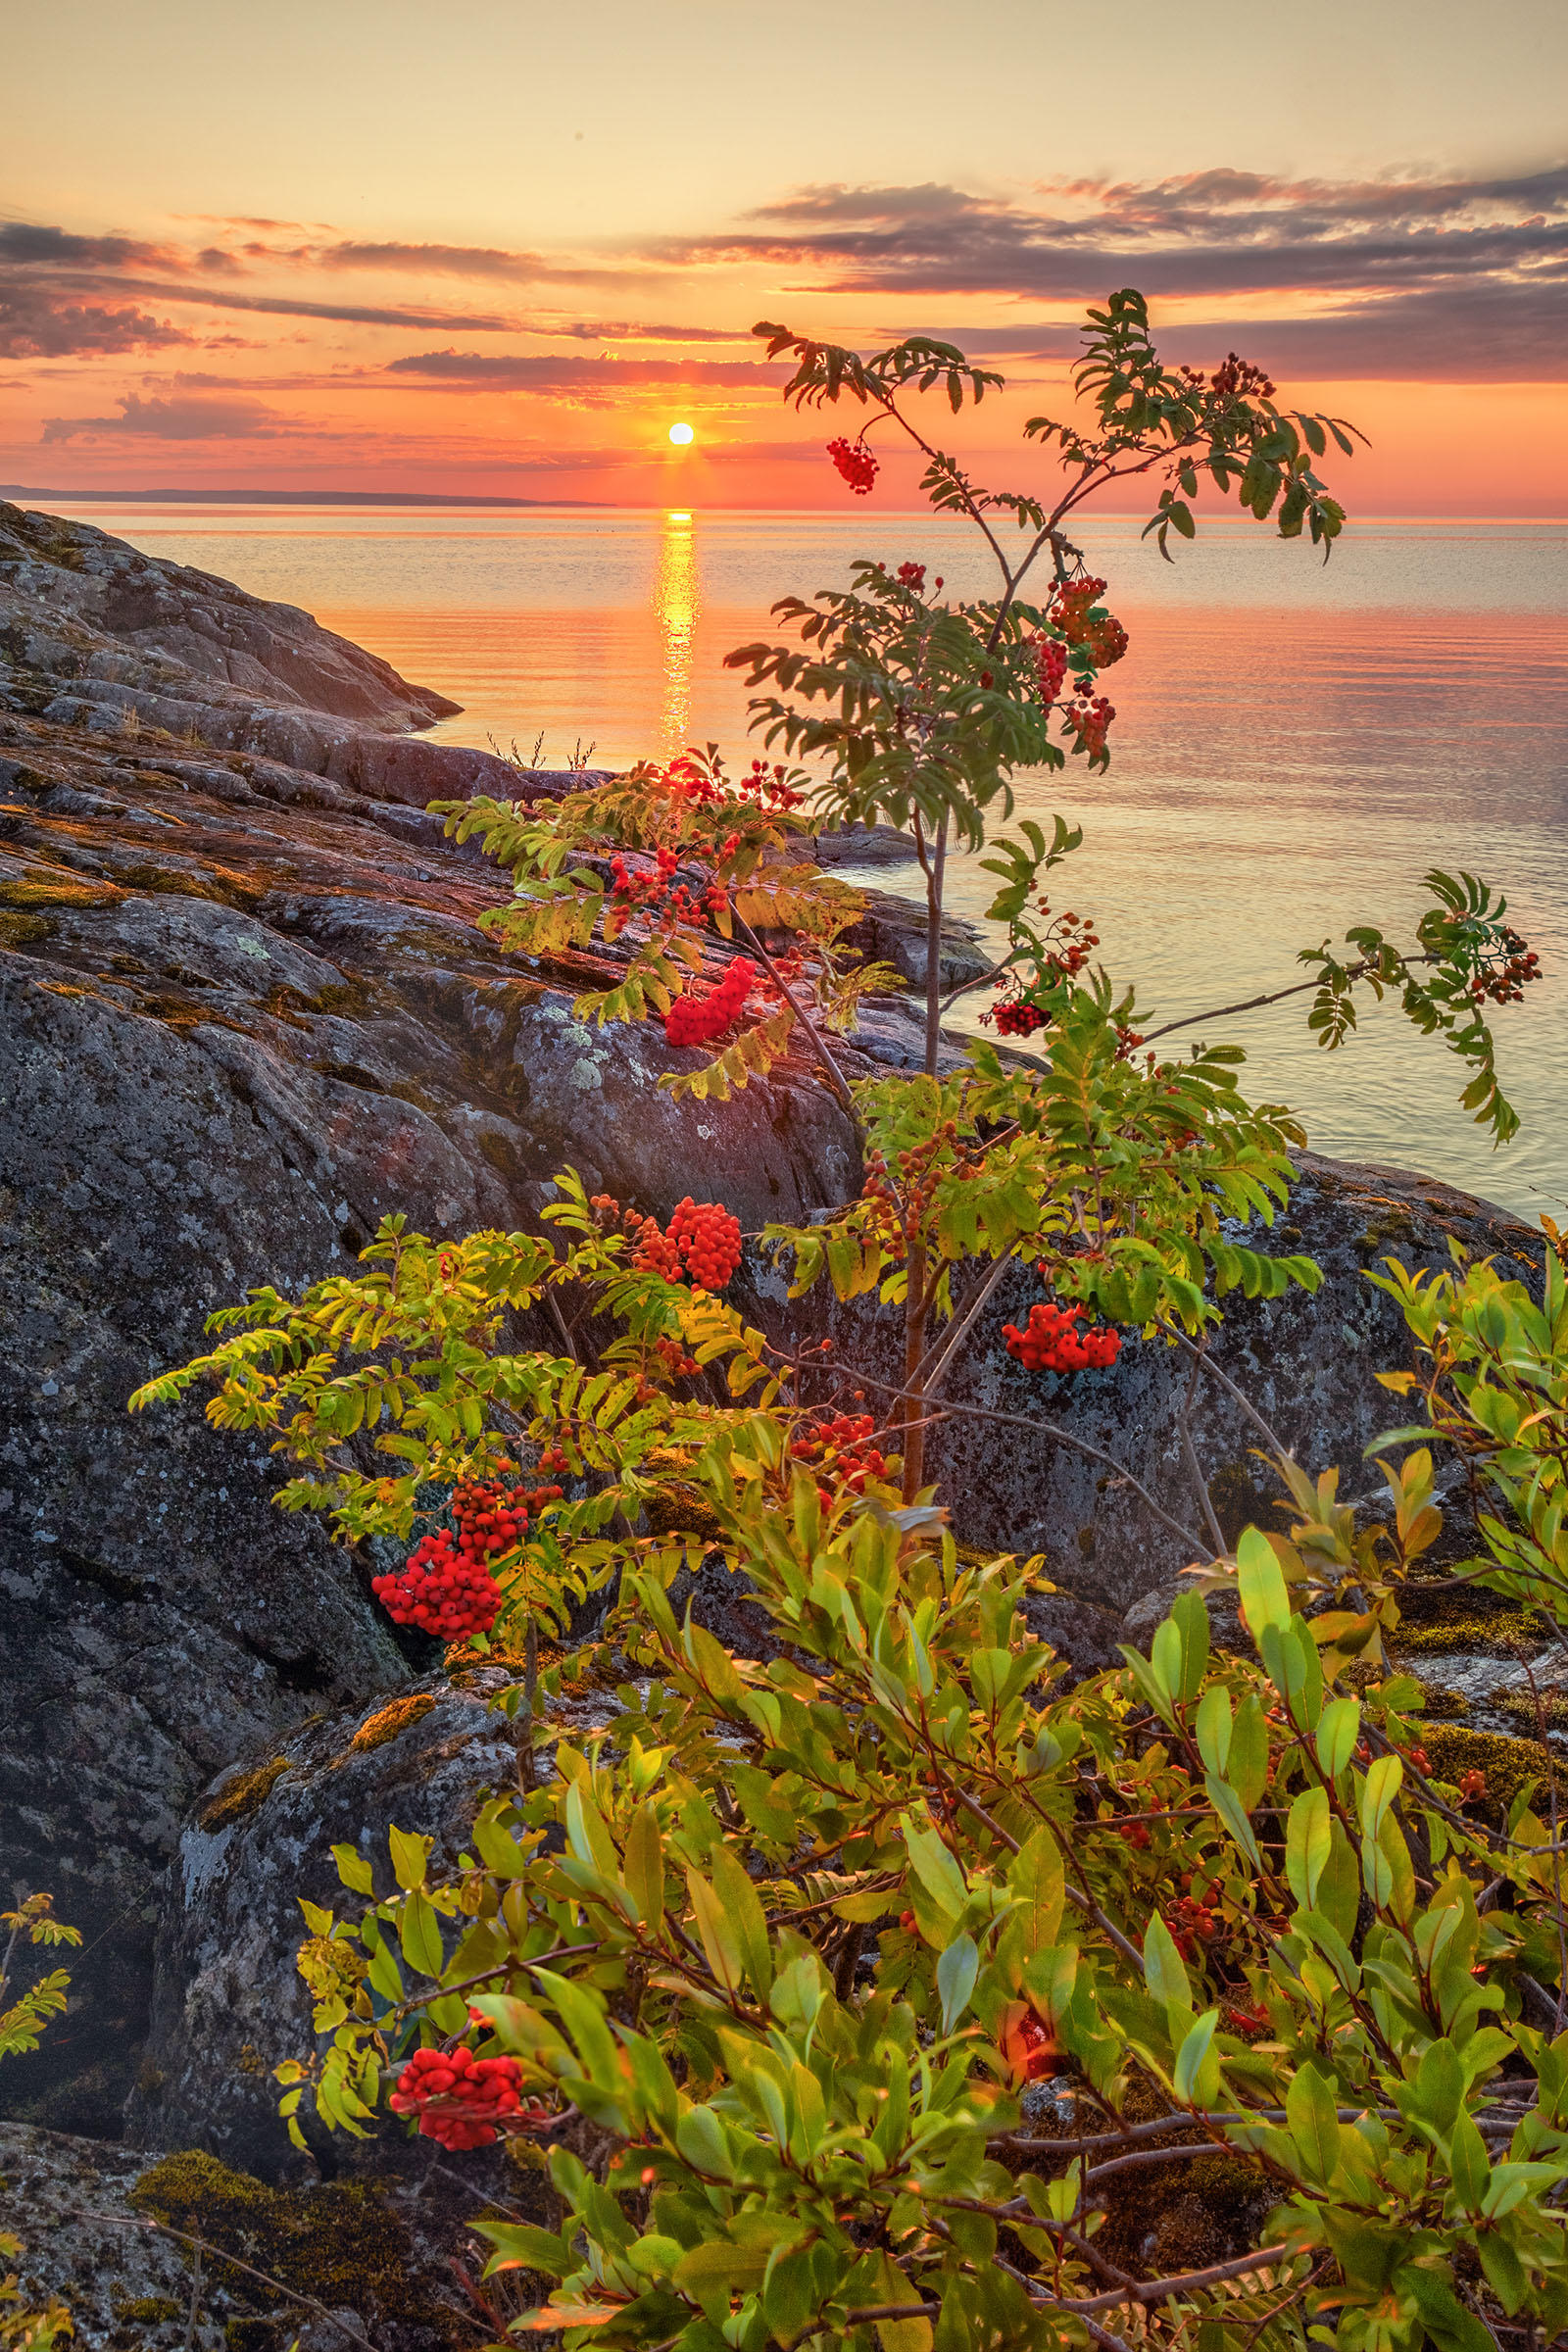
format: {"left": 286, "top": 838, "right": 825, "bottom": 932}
{"left": 3, "top": 0, "right": 1566, "bottom": 512}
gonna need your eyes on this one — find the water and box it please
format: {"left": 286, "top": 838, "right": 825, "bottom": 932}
{"left": 49, "top": 501, "right": 1568, "bottom": 1219}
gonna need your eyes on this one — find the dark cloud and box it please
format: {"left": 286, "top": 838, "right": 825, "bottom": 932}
{"left": 695, "top": 164, "right": 1568, "bottom": 378}
{"left": 41, "top": 392, "right": 284, "bottom": 442}
{"left": 20, "top": 272, "right": 517, "bottom": 335}
{"left": 0, "top": 221, "right": 176, "bottom": 270}
{"left": 318, "top": 239, "right": 556, "bottom": 280}
{"left": 386, "top": 350, "right": 782, "bottom": 394}
{"left": 0, "top": 279, "right": 197, "bottom": 360}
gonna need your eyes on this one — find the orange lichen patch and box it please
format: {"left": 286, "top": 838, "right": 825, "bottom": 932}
{"left": 198, "top": 1755, "right": 291, "bottom": 1829}
{"left": 0, "top": 872, "right": 125, "bottom": 908}
{"left": 350, "top": 1692, "right": 437, "bottom": 1752}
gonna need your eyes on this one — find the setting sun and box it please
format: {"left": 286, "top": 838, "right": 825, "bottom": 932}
{"left": 667, "top": 421, "right": 695, "bottom": 446}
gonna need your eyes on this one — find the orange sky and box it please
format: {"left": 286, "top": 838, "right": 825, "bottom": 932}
{"left": 3, "top": 0, "right": 1565, "bottom": 512}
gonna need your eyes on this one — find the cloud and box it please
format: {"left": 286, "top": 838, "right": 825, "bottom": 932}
{"left": 680, "top": 163, "right": 1568, "bottom": 378}
{"left": 0, "top": 220, "right": 177, "bottom": 270}
{"left": 318, "top": 239, "right": 556, "bottom": 280}
{"left": 385, "top": 349, "right": 782, "bottom": 395}
{"left": 40, "top": 392, "right": 285, "bottom": 442}
{"left": 0, "top": 282, "right": 198, "bottom": 360}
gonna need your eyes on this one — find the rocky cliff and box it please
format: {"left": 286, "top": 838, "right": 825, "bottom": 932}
{"left": 0, "top": 505, "right": 1550, "bottom": 2337}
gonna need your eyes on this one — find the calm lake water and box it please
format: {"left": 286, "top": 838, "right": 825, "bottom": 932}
{"left": 50, "top": 501, "right": 1568, "bottom": 1220}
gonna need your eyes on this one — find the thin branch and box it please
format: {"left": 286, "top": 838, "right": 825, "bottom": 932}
{"left": 727, "top": 906, "right": 859, "bottom": 1120}
{"left": 71, "top": 2212, "right": 378, "bottom": 2351}
{"left": 1178, "top": 1348, "right": 1227, "bottom": 1556}
{"left": 843, "top": 1362, "right": 1216, "bottom": 1560}
{"left": 1139, "top": 953, "right": 1439, "bottom": 1050}
{"left": 1160, "top": 1321, "right": 1296, "bottom": 1463}
{"left": 912, "top": 1252, "right": 1020, "bottom": 1401}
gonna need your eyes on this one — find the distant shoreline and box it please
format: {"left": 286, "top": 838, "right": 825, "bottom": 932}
{"left": 0, "top": 486, "right": 598, "bottom": 508}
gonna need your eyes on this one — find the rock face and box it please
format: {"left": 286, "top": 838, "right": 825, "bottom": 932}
{"left": 0, "top": 507, "right": 861, "bottom": 2138}
{"left": 0, "top": 499, "right": 526, "bottom": 805}
{"left": 0, "top": 502, "right": 1550, "bottom": 2199}
{"left": 772, "top": 1152, "right": 1542, "bottom": 1623}
{"left": 128, "top": 1671, "right": 627, "bottom": 2182}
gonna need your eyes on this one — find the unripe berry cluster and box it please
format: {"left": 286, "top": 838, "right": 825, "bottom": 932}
{"left": 827, "top": 436, "right": 878, "bottom": 494}
{"left": 664, "top": 957, "right": 757, "bottom": 1049}
{"left": 389, "top": 2045, "right": 526, "bottom": 2149}
{"left": 1470, "top": 928, "right": 1541, "bottom": 1006}
{"left": 1002, "top": 1300, "right": 1121, "bottom": 1374}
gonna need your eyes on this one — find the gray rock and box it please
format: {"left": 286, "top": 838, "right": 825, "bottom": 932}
{"left": 0, "top": 701, "right": 858, "bottom": 2135}
{"left": 130, "top": 1671, "right": 625, "bottom": 2180}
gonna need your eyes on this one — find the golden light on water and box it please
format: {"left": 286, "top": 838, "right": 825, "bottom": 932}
{"left": 667, "top": 420, "right": 695, "bottom": 446}
{"left": 654, "top": 508, "right": 699, "bottom": 753}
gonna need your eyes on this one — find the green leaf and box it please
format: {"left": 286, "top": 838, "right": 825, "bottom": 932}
{"left": 1143, "top": 1913, "right": 1192, "bottom": 2013}
{"left": 1236, "top": 1527, "right": 1292, "bottom": 1643}
{"left": 1414, "top": 2036, "right": 1464, "bottom": 2133}
{"left": 623, "top": 1800, "right": 664, "bottom": 1937}
{"left": 937, "top": 1935, "right": 980, "bottom": 2034}
{"left": 1285, "top": 2062, "right": 1341, "bottom": 2185}
{"left": 331, "top": 1842, "right": 374, "bottom": 1897}
{"left": 686, "top": 1869, "right": 745, "bottom": 1997}
{"left": 1173, "top": 2007, "right": 1221, "bottom": 2105}
{"left": 710, "top": 1841, "right": 773, "bottom": 2000}
{"left": 1285, "top": 1786, "right": 1332, "bottom": 1910}
{"left": 388, "top": 1825, "right": 432, "bottom": 1893}
{"left": 398, "top": 1889, "right": 445, "bottom": 1980}
{"left": 1315, "top": 1695, "right": 1360, "bottom": 1780}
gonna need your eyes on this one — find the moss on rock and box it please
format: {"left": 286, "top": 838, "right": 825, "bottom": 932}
{"left": 198, "top": 1758, "right": 292, "bottom": 1830}
{"left": 351, "top": 1692, "right": 437, "bottom": 1752}
{"left": 1420, "top": 1723, "right": 1554, "bottom": 1829}
{"left": 127, "top": 2149, "right": 451, "bottom": 2338}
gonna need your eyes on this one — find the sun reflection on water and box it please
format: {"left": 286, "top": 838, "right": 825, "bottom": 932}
{"left": 654, "top": 509, "right": 700, "bottom": 756}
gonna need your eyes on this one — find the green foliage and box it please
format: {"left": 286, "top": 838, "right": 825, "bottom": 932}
{"left": 0, "top": 1897, "right": 79, "bottom": 2346}
{"left": 1372, "top": 1235, "right": 1568, "bottom": 1625}
{"left": 0, "top": 1893, "right": 79, "bottom": 2065}
{"left": 271, "top": 1416, "right": 1568, "bottom": 2352}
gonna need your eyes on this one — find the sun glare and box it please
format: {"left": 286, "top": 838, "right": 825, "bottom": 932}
{"left": 667, "top": 420, "right": 695, "bottom": 446}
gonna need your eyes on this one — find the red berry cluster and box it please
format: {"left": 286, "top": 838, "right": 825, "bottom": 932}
{"left": 655, "top": 1335, "right": 699, "bottom": 1378}
{"left": 827, "top": 436, "right": 878, "bottom": 494}
{"left": 741, "top": 757, "right": 805, "bottom": 810}
{"left": 664, "top": 956, "right": 756, "bottom": 1049}
{"left": 599, "top": 1192, "right": 743, "bottom": 1289}
{"left": 1033, "top": 636, "right": 1068, "bottom": 706}
{"left": 1002, "top": 1300, "right": 1121, "bottom": 1374}
{"left": 896, "top": 561, "right": 926, "bottom": 591}
{"left": 1163, "top": 1889, "right": 1219, "bottom": 1963}
{"left": 1470, "top": 928, "right": 1541, "bottom": 1006}
{"left": 372, "top": 1532, "right": 501, "bottom": 1640}
{"left": 789, "top": 1411, "right": 889, "bottom": 1505}
{"left": 389, "top": 2045, "right": 526, "bottom": 2149}
{"left": 1048, "top": 579, "right": 1128, "bottom": 670}
{"left": 1459, "top": 1769, "right": 1488, "bottom": 1804}
{"left": 1210, "top": 352, "right": 1276, "bottom": 402}
{"left": 451, "top": 1476, "right": 563, "bottom": 1565}
{"left": 1064, "top": 693, "right": 1115, "bottom": 759}
{"left": 991, "top": 1002, "right": 1049, "bottom": 1037}
{"left": 667, "top": 1197, "right": 744, "bottom": 1288}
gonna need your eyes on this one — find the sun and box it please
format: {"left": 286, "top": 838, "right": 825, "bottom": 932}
{"left": 667, "top": 420, "right": 695, "bottom": 446}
